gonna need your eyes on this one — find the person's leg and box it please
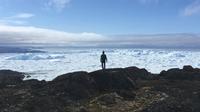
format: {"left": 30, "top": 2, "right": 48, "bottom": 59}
{"left": 103, "top": 62, "right": 106, "bottom": 69}
{"left": 101, "top": 62, "right": 103, "bottom": 69}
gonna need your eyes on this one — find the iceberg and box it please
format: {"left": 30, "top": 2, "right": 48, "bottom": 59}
{"left": 0, "top": 48, "right": 200, "bottom": 80}
{"left": 6, "top": 54, "right": 65, "bottom": 60}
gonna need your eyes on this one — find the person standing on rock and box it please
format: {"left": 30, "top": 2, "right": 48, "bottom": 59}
{"left": 100, "top": 51, "right": 107, "bottom": 69}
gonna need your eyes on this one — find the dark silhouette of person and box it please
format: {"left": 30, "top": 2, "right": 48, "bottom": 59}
{"left": 100, "top": 51, "right": 107, "bottom": 69}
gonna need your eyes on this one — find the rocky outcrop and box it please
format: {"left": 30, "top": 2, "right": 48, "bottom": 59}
{"left": 125, "top": 66, "right": 153, "bottom": 80}
{"left": 47, "top": 69, "right": 136, "bottom": 100}
{"left": 0, "top": 70, "right": 25, "bottom": 87}
{"left": 89, "top": 68, "right": 136, "bottom": 91}
{"left": 1, "top": 66, "right": 200, "bottom": 112}
{"left": 49, "top": 71, "right": 97, "bottom": 100}
{"left": 159, "top": 65, "right": 200, "bottom": 80}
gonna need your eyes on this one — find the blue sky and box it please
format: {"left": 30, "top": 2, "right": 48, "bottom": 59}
{"left": 0, "top": 0, "right": 200, "bottom": 47}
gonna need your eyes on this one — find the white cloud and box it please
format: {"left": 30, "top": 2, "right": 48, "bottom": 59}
{"left": 0, "top": 13, "right": 34, "bottom": 25}
{"left": 8, "top": 13, "right": 35, "bottom": 19}
{"left": 46, "top": 0, "right": 71, "bottom": 11}
{"left": 0, "top": 25, "right": 106, "bottom": 44}
{"left": 0, "top": 25, "right": 199, "bottom": 48}
{"left": 183, "top": 0, "right": 200, "bottom": 16}
{"left": 0, "top": 20, "right": 27, "bottom": 25}
{"left": 105, "top": 33, "right": 200, "bottom": 48}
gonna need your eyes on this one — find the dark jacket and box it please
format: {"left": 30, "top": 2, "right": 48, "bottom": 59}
{"left": 100, "top": 54, "right": 107, "bottom": 63}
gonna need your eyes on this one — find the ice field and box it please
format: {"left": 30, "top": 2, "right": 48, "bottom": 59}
{"left": 0, "top": 48, "right": 200, "bottom": 80}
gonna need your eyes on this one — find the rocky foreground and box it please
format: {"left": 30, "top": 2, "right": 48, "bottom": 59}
{"left": 0, "top": 66, "right": 200, "bottom": 112}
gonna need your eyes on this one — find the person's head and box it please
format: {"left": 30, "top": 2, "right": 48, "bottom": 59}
{"left": 102, "top": 51, "right": 105, "bottom": 54}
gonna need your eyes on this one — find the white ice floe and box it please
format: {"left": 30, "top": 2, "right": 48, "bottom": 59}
{"left": 0, "top": 48, "right": 200, "bottom": 81}
{"left": 6, "top": 54, "right": 65, "bottom": 60}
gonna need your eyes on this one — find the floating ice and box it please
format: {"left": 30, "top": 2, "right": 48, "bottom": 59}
{"left": 0, "top": 48, "right": 200, "bottom": 81}
{"left": 6, "top": 54, "right": 65, "bottom": 60}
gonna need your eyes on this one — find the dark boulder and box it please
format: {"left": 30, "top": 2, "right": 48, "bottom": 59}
{"left": 183, "top": 65, "right": 194, "bottom": 72}
{"left": 0, "top": 70, "right": 25, "bottom": 86}
{"left": 23, "top": 79, "right": 47, "bottom": 89}
{"left": 48, "top": 71, "right": 96, "bottom": 100}
{"left": 125, "top": 66, "right": 153, "bottom": 80}
{"left": 47, "top": 68, "right": 137, "bottom": 100}
{"left": 89, "top": 68, "right": 136, "bottom": 92}
{"left": 159, "top": 65, "right": 200, "bottom": 80}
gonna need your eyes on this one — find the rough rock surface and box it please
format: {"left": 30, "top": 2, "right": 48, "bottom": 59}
{"left": 160, "top": 65, "right": 200, "bottom": 80}
{"left": 0, "top": 70, "right": 25, "bottom": 87}
{"left": 0, "top": 66, "right": 200, "bottom": 112}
